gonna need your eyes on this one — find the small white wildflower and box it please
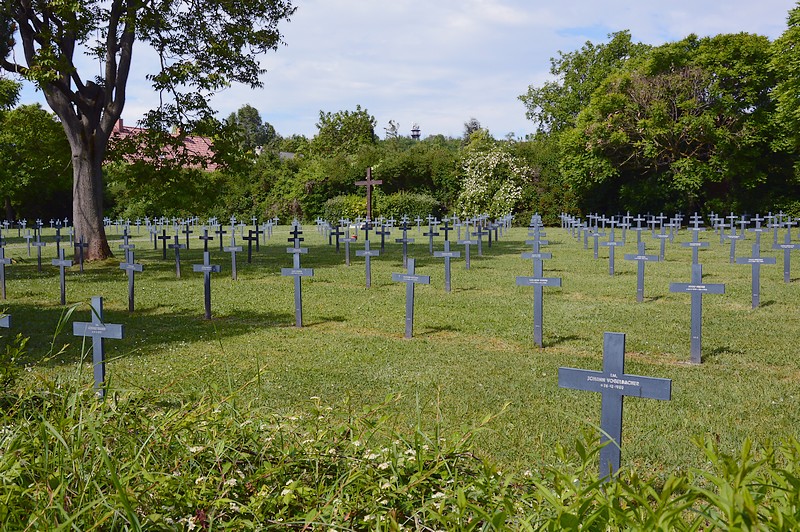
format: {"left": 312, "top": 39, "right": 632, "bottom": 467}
{"left": 432, "top": 492, "right": 446, "bottom": 499}
{"left": 281, "top": 488, "right": 292, "bottom": 496}
{"left": 225, "top": 478, "right": 237, "bottom": 487}
{"left": 366, "top": 452, "right": 380, "bottom": 460}
{"left": 195, "top": 476, "right": 206, "bottom": 485}
{"left": 188, "top": 446, "right": 205, "bottom": 453}
{"left": 352, "top": 440, "right": 362, "bottom": 447}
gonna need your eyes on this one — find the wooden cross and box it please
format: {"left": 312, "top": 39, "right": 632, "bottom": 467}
{"left": 355, "top": 167, "right": 382, "bottom": 221}
{"left": 559, "top": 332, "right": 672, "bottom": 480}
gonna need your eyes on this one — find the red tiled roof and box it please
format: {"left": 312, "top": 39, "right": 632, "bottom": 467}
{"left": 110, "top": 119, "right": 218, "bottom": 170}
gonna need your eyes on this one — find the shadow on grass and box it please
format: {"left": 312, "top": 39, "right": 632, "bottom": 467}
{"left": 7, "top": 301, "right": 296, "bottom": 368}
{"left": 545, "top": 334, "right": 584, "bottom": 347}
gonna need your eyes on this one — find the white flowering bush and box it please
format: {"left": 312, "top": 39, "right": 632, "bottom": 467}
{"left": 456, "top": 146, "right": 531, "bottom": 218}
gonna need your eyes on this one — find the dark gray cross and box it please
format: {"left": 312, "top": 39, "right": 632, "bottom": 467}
{"left": 330, "top": 224, "right": 344, "bottom": 252}
{"left": 473, "top": 225, "right": 488, "bottom": 256}
{"left": 193, "top": 251, "right": 222, "bottom": 319}
{"left": 355, "top": 167, "right": 382, "bottom": 221}
{"left": 669, "top": 264, "right": 725, "bottom": 363}
{"left": 158, "top": 230, "right": 170, "bottom": 259}
{"left": 242, "top": 230, "right": 257, "bottom": 263}
{"left": 182, "top": 224, "right": 193, "bottom": 249}
{"left": 772, "top": 230, "right": 800, "bottom": 283}
{"left": 215, "top": 225, "right": 227, "bottom": 251}
{"left": 119, "top": 250, "right": 143, "bottom": 313}
{"left": 747, "top": 215, "right": 769, "bottom": 248}
{"left": 224, "top": 235, "right": 242, "bottom": 281}
{"left": 486, "top": 221, "right": 494, "bottom": 248}
{"left": 281, "top": 235, "right": 314, "bottom": 327}
{"left": 0, "top": 247, "right": 9, "bottom": 299}
{"left": 32, "top": 230, "right": 47, "bottom": 272}
{"left": 52, "top": 248, "right": 73, "bottom": 305}
{"left": 517, "top": 250, "right": 561, "bottom": 348}
{"left": 736, "top": 243, "right": 776, "bottom": 308}
{"left": 360, "top": 219, "right": 372, "bottom": 241}
{"left": 356, "top": 239, "right": 380, "bottom": 287}
{"left": 118, "top": 229, "right": 135, "bottom": 261}
{"left": 681, "top": 228, "right": 709, "bottom": 264}
{"left": 624, "top": 241, "right": 660, "bottom": 302}
{"left": 434, "top": 240, "right": 461, "bottom": 292}
{"left": 54, "top": 227, "right": 62, "bottom": 255}
{"left": 558, "top": 332, "right": 672, "bottom": 480}
{"left": 374, "top": 224, "right": 391, "bottom": 252}
{"left": 395, "top": 222, "right": 415, "bottom": 269}
{"left": 72, "top": 296, "right": 123, "bottom": 398}
{"left": 74, "top": 235, "right": 88, "bottom": 272}
{"left": 392, "top": 258, "right": 430, "bottom": 338}
{"left": 252, "top": 224, "right": 264, "bottom": 252}
{"left": 198, "top": 227, "right": 214, "bottom": 252}
{"left": 424, "top": 221, "right": 439, "bottom": 255}
{"left": 440, "top": 219, "right": 453, "bottom": 242}
{"left": 601, "top": 236, "right": 624, "bottom": 276}
{"left": 169, "top": 234, "right": 186, "bottom": 278}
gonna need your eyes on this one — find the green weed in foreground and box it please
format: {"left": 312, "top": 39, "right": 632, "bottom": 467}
{"left": 1, "top": 375, "right": 800, "bottom": 530}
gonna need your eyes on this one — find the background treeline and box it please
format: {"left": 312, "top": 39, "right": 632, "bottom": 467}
{"left": 4, "top": 4, "right": 800, "bottom": 224}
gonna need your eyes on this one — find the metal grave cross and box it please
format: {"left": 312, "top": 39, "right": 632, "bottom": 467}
{"left": 157, "top": 229, "right": 170, "bottom": 259}
{"left": 119, "top": 250, "right": 143, "bottom": 312}
{"left": 773, "top": 229, "right": 800, "bottom": 283}
{"left": 193, "top": 251, "right": 222, "bottom": 320}
{"left": 281, "top": 228, "right": 314, "bottom": 327}
{"left": 198, "top": 227, "right": 214, "bottom": 252}
{"left": 424, "top": 220, "right": 440, "bottom": 255}
{"left": 339, "top": 233, "right": 356, "bottom": 266}
{"left": 669, "top": 264, "right": 725, "bottom": 363}
{"left": 392, "top": 258, "right": 430, "bottom": 338}
{"left": 182, "top": 224, "right": 193, "bottom": 249}
{"left": 72, "top": 296, "right": 123, "bottom": 398}
{"left": 32, "top": 230, "right": 47, "bottom": 272}
{"left": 74, "top": 235, "right": 89, "bottom": 272}
{"left": 395, "top": 222, "right": 415, "bottom": 269}
{"left": 517, "top": 249, "right": 561, "bottom": 348}
{"left": 681, "top": 227, "right": 709, "bottom": 264}
{"left": 725, "top": 226, "right": 746, "bottom": 264}
{"left": 601, "top": 235, "right": 625, "bottom": 276}
{"left": 654, "top": 225, "right": 670, "bottom": 261}
{"left": 458, "top": 229, "right": 478, "bottom": 270}
{"left": 52, "top": 248, "right": 73, "bottom": 305}
{"left": 434, "top": 240, "right": 461, "bottom": 292}
{"left": 355, "top": 167, "right": 382, "bottom": 221}
{"left": 735, "top": 243, "right": 776, "bottom": 308}
{"left": 623, "top": 241, "right": 660, "bottom": 302}
{"left": 242, "top": 229, "right": 257, "bottom": 263}
{"left": 0, "top": 247, "right": 10, "bottom": 299}
{"left": 558, "top": 332, "right": 672, "bottom": 480}
{"left": 169, "top": 234, "right": 186, "bottom": 277}
{"left": 356, "top": 239, "right": 381, "bottom": 287}
{"left": 215, "top": 224, "right": 227, "bottom": 251}
{"left": 329, "top": 224, "right": 344, "bottom": 252}
{"left": 374, "top": 223, "right": 391, "bottom": 252}
{"left": 224, "top": 235, "right": 242, "bottom": 280}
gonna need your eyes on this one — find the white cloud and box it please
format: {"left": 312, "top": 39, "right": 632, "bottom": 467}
{"left": 14, "top": 0, "right": 798, "bottom": 139}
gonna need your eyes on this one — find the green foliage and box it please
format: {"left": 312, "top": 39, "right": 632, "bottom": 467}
{"left": 225, "top": 104, "right": 281, "bottom": 153}
{"left": 309, "top": 105, "right": 377, "bottom": 156}
{"left": 519, "top": 31, "right": 650, "bottom": 133}
{"left": 0, "top": 103, "right": 72, "bottom": 219}
{"left": 0, "top": 77, "right": 19, "bottom": 110}
{"left": 0, "top": 334, "right": 25, "bottom": 392}
{"left": 322, "top": 194, "right": 366, "bottom": 221}
{"left": 771, "top": 4, "right": 800, "bottom": 176}
{"left": 375, "top": 191, "right": 441, "bottom": 219}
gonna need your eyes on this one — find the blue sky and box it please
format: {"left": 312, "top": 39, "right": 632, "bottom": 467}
{"left": 14, "top": 0, "right": 799, "bottom": 139}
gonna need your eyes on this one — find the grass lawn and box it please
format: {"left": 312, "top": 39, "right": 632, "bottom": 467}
{"left": 5, "top": 223, "right": 800, "bottom": 476}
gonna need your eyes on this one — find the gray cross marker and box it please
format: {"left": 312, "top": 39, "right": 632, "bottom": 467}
{"left": 74, "top": 235, "right": 89, "bottom": 272}
{"left": 681, "top": 228, "right": 709, "bottom": 264}
{"left": 394, "top": 222, "right": 415, "bottom": 269}
{"left": 224, "top": 235, "right": 242, "bottom": 280}
{"left": 193, "top": 251, "right": 222, "bottom": 320}
{"left": 281, "top": 228, "right": 314, "bottom": 327}
{"left": 391, "top": 258, "right": 430, "bottom": 338}
{"left": 773, "top": 230, "right": 800, "bottom": 283}
{"left": 457, "top": 232, "right": 477, "bottom": 270}
{"left": 726, "top": 229, "right": 745, "bottom": 264}
{"left": 669, "top": 264, "right": 725, "bottom": 363}
{"left": 517, "top": 249, "right": 561, "bottom": 348}
{"left": 119, "top": 250, "right": 143, "bottom": 313}
{"left": 339, "top": 235, "right": 355, "bottom": 266}
{"left": 735, "top": 243, "right": 776, "bottom": 308}
{"left": 0, "top": 247, "right": 10, "bottom": 300}
{"left": 654, "top": 225, "right": 670, "bottom": 260}
{"left": 623, "top": 241, "right": 660, "bottom": 302}
{"left": 601, "top": 238, "right": 624, "bottom": 276}
{"left": 434, "top": 240, "right": 461, "bottom": 292}
{"left": 356, "top": 239, "right": 380, "bottom": 288}
{"left": 52, "top": 248, "right": 73, "bottom": 305}
{"left": 558, "top": 332, "right": 672, "bottom": 480}
{"left": 168, "top": 234, "right": 186, "bottom": 278}
{"left": 32, "top": 230, "right": 46, "bottom": 272}
{"left": 72, "top": 296, "right": 124, "bottom": 398}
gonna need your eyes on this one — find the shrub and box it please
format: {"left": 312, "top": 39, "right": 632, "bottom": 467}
{"left": 375, "top": 191, "right": 441, "bottom": 219}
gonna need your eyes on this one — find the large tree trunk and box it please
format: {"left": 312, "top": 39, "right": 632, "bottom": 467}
{"left": 72, "top": 139, "right": 112, "bottom": 260}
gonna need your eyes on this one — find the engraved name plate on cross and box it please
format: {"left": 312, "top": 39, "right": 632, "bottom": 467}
{"left": 736, "top": 243, "right": 776, "bottom": 308}
{"left": 391, "top": 258, "right": 430, "bottom": 338}
{"left": 669, "top": 264, "right": 725, "bottom": 363}
{"left": 558, "top": 332, "right": 672, "bottom": 480}
{"left": 517, "top": 250, "right": 561, "bottom": 348}
{"left": 623, "top": 241, "right": 660, "bottom": 302}
{"left": 281, "top": 224, "right": 314, "bottom": 327}
{"left": 72, "top": 296, "right": 123, "bottom": 398}
{"left": 193, "top": 251, "right": 221, "bottom": 319}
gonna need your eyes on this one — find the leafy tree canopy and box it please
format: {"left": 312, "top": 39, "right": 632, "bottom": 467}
{"left": 310, "top": 105, "right": 376, "bottom": 156}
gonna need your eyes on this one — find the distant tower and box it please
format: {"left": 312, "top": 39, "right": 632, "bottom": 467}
{"left": 411, "top": 123, "right": 421, "bottom": 140}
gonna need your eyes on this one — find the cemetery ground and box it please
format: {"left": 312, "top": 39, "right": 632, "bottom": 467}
{"left": 2, "top": 223, "right": 800, "bottom": 526}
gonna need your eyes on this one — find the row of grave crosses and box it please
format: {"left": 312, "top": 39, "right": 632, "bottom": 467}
{"left": 561, "top": 211, "right": 800, "bottom": 365}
